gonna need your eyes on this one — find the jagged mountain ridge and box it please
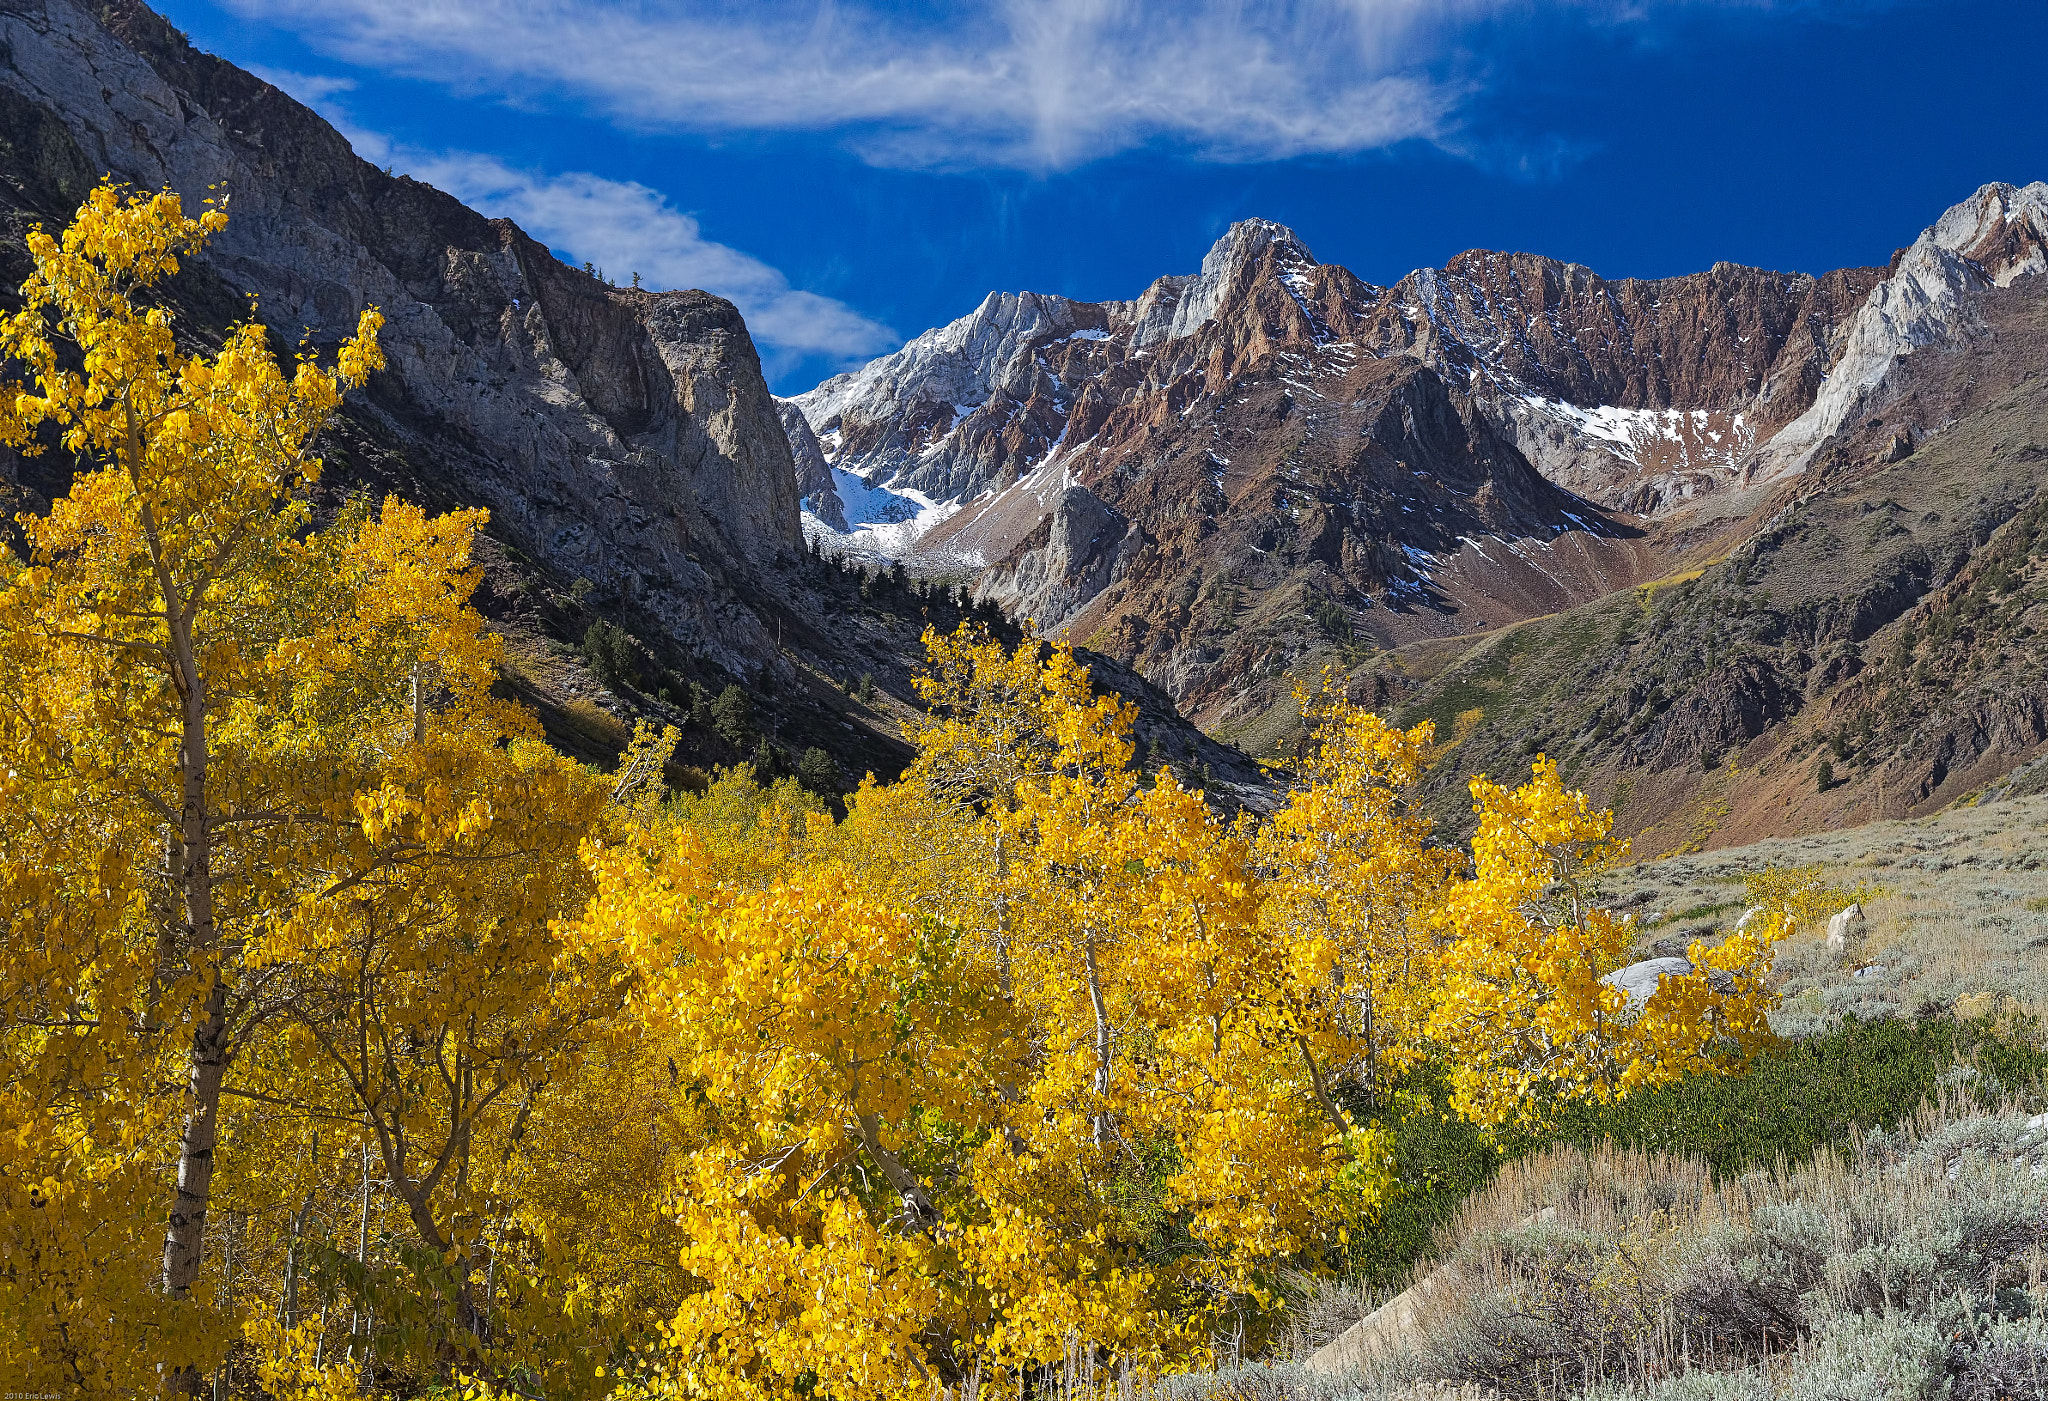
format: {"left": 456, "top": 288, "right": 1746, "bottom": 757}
{"left": 794, "top": 220, "right": 1882, "bottom": 525}
{"left": 1353, "top": 185, "right": 2048, "bottom": 845}
{"left": 789, "top": 187, "right": 2048, "bottom": 749}
{"left": 789, "top": 219, "right": 1880, "bottom": 726}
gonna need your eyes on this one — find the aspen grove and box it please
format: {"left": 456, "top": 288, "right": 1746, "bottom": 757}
{"left": 0, "top": 188, "right": 1787, "bottom": 1399}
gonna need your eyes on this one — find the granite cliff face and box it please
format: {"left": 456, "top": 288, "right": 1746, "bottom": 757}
{"left": 1759, "top": 181, "right": 2048, "bottom": 479}
{"left": 0, "top": 0, "right": 800, "bottom": 679}
{"left": 777, "top": 397, "right": 846, "bottom": 531}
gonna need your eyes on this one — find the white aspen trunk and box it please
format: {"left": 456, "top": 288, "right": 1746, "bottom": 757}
{"left": 852, "top": 1113, "right": 937, "bottom": 1231}
{"left": 280, "top": 1130, "right": 317, "bottom": 1327}
{"left": 348, "top": 1141, "right": 371, "bottom": 1364}
{"left": 159, "top": 614, "right": 224, "bottom": 1307}
{"left": 1085, "top": 938, "right": 1111, "bottom": 1145}
{"left": 127, "top": 395, "right": 235, "bottom": 1401}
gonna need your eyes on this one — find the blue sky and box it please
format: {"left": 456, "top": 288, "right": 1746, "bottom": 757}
{"left": 158, "top": 0, "right": 2048, "bottom": 395}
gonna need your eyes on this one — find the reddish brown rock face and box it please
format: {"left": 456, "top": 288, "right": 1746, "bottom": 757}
{"left": 791, "top": 219, "right": 1887, "bottom": 725}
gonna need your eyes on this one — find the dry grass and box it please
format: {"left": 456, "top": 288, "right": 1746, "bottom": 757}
{"left": 1151, "top": 1098, "right": 2048, "bottom": 1401}
{"left": 559, "top": 695, "right": 630, "bottom": 750}
{"left": 1601, "top": 792, "right": 2048, "bottom": 1036}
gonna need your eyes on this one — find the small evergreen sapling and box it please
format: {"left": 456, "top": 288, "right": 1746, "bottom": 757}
{"left": 582, "top": 619, "right": 637, "bottom": 690}
{"left": 796, "top": 746, "right": 839, "bottom": 796}
{"left": 712, "top": 684, "right": 754, "bottom": 747}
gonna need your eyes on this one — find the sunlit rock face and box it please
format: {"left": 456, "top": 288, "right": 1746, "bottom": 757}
{"left": 0, "top": 0, "right": 804, "bottom": 678}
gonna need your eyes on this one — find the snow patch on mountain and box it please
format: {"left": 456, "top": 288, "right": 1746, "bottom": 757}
{"left": 1516, "top": 398, "right": 1753, "bottom": 465}
{"left": 802, "top": 466, "right": 962, "bottom": 561}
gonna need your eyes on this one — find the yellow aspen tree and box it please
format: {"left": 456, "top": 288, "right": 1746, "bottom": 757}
{"left": 223, "top": 503, "right": 614, "bottom": 1383}
{"left": 572, "top": 826, "right": 1016, "bottom": 1400}
{"left": 912, "top": 630, "right": 1394, "bottom": 1357}
{"left": 1428, "top": 757, "right": 1780, "bottom": 1127}
{"left": 904, "top": 624, "right": 1079, "bottom": 994}
{"left": 1253, "top": 674, "right": 1459, "bottom": 1123}
{"left": 561, "top": 628, "right": 1410, "bottom": 1394}
{"left": 661, "top": 762, "right": 825, "bottom": 886}
{"left": 0, "top": 183, "right": 383, "bottom": 1388}
{"left": 938, "top": 639, "right": 1400, "bottom": 1362}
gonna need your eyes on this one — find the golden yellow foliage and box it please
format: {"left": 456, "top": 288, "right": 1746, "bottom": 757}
{"left": 0, "top": 188, "right": 1801, "bottom": 1401}
{"left": 1255, "top": 672, "right": 1457, "bottom": 1117}
{"left": 1430, "top": 758, "right": 1778, "bottom": 1127}
{"left": 0, "top": 183, "right": 388, "bottom": 1390}
{"left": 1743, "top": 863, "right": 1889, "bottom": 932}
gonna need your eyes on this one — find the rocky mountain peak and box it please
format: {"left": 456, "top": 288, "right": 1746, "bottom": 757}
{"left": 1930, "top": 180, "right": 2048, "bottom": 287}
{"left": 1760, "top": 180, "right": 2048, "bottom": 477}
{"left": 1130, "top": 217, "right": 1318, "bottom": 348}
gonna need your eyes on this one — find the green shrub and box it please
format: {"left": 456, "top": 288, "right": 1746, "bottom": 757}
{"left": 1340, "top": 1013, "right": 2048, "bottom": 1291}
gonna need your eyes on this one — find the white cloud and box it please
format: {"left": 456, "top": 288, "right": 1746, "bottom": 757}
{"left": 233, "top": 1, "right": 1850, "bottom": 172}
{"left": 408, "top": 151, "right": 897, "bottom": 363}
{"left": 217, "top": 0, "right": 1598, "bottom": 170}
{"left": 248, "top": 64, "right": 358, "bottom": 107}
{"left": 279, "top": 109, "right": 896, "bottom": 369}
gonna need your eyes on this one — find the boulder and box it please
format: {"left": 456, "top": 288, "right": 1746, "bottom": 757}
{"left": 1826, "top": 903, "right": 1864, "bottom": 954}
{"left": 1601, "top": 957, "right": 1696, "bottom": 1018}
{"left": 1306, "top": 1207, "right": 1556, "bottom": 1375}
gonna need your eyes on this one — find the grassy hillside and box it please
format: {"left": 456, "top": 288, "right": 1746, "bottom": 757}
{"left": 1331, "top": 275, "right": 2048, "bottom": 854}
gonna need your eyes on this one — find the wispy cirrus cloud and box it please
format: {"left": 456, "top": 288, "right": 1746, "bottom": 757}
{"left": 248, "top": 64, "right": 357, "bottom": 107}
{"left": 224, "top": 0, "right": 1798, "bottom": 171}
{"left": 396, "top": 149, "right": 899, "bottom": 365}
{"left": 261, "top": 83, "right": 898, "bottom": 369}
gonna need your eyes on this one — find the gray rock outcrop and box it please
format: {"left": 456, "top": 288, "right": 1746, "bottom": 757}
{"left": 1827, "top": 903, "right": 1865, "bottom": 955}
{"left": 0, "top": 0, "right": 801, "bottom": 678}
{"left": 778, "top": 397, "right": 845, "bottom": 531}
{"left": 974, "top": 485, "right": 1142, "bottom": 630}
{"left": 1601, "top": 956, "right": 1737, "bottom": 1018}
